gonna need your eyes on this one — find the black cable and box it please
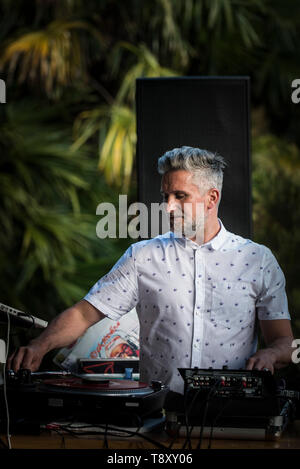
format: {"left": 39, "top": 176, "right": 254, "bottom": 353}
{"left": 103, "top": 421, "right": 109, "bottom": 448}
{"left": 49, "top": 427, "right": 66, "bottom": 449}
{"left": 1, "top": 311, "right": 11, "bottom": 449}
{"left": 181, "top": 378, "right": 216, "bottom": 450}
{"left": 207, "top": 398, "right": 232, "bottom": 449}
{"left": 196, "top": 393, "right": 211, "bottom": 450}
{"left": 196, "top": 379, "right": 222, "bottom": 450}
{"left": 180, "top": 379, "right": 222, "bottom": 450}
{"left": 182, "top": 387, "right": 216, "bottom": 449}
{"left": 167, "top": 421, "right": 183, "bottom": 449}
{"left": 182, "top": 387, "right": 202, "bottom": 449}
{"left": 206, "top": 381, "right": 248, "bottom": 449}
{"left": 52, "top": 421, "right": 169, "bottom": 449}
{"left": 97, "top": 424, "right": 168, "bottom": 449}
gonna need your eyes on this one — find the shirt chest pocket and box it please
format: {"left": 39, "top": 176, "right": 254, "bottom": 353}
{"left": 209, "top": 281, "right": 254, "bottom": 329}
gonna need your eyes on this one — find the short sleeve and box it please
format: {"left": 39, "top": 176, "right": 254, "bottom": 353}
{"left": 256, "top": 247, "right": 290, "bottom": 321}
{"left": 84, "top": 245, "right": 138, "bottom": 321}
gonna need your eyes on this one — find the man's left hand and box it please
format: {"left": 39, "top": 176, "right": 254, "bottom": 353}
{"left": 245, "top": 348, "right": 278, "bottom": 374}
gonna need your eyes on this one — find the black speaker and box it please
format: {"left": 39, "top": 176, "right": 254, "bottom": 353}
{"left": 136, "top": 77, "right": 251, "bottom": 239}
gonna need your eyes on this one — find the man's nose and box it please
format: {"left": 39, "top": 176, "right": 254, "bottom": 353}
{"left": 165, "top": 196, "right": 180, "bottom": 213}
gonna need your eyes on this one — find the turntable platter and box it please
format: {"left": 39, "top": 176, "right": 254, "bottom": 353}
{"left": 43, "top": 377, "right": 150, "bottom": 392}
{"left": 2, "top": 371, "right": 169, "bottom": 428}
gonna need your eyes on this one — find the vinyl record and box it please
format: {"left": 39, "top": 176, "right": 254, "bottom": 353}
{"left": 42, "top": 377, "right": 152, "bottom": 394}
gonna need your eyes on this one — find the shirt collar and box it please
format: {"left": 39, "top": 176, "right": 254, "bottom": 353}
{"left": 173, "top": 218, "right": 229, "bottom": 251}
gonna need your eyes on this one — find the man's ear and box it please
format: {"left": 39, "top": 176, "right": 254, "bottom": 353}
{"left": 207, "top": 188, "right": 220, "bottom": 209}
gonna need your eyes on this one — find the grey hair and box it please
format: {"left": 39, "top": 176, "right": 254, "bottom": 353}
{"left": 157, "top": 146, "right": 227, "bottom": 195}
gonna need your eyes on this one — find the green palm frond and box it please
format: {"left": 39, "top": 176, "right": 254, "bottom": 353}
{"left": 156, "top": 0, "right": 192, "bottom": 67}
{"left": 73, "top": 104, "right": 136, "bottom": 191}
{"left": 113, "top": 42, "right": 179, "bottom": 105}
{"left": 71, "top": 106, "right": 109, "bottom": 152}
{"left": 103, "top": 44, "right": 178, "bottom": 188}
{"left": 252, "top": 132, "right": 300, "bottom": 249}
{"left": 73, "top": 43, "right": 177, "bottom": 189}
{"left": 99, "top": 105, "right": 136, "bottom": 190}
{"left": 205, "top": 0, "right": 261, "bottom": 45}
{"left": 0, "top": 19, "right": 104, "bottom": 97}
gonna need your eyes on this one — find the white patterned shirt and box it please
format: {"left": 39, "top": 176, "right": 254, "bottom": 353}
{"left": 84, "top": 220, "right": 290, "bottom": 394}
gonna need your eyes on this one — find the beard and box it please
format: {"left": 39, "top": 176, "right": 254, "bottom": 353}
{"left": 170, "top": 204, "right": 205, "bottom": 244}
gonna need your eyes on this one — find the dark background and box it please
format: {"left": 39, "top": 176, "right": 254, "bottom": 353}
{"left": 136, "top": 76, "right": 251, "bottom": 238}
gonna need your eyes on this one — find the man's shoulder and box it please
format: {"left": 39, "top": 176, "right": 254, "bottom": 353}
{"left": 129, "top": 232, "right": 174, "bottom": 254}
{"left": 224, "top": 228, "right": 274, "bottom": 258}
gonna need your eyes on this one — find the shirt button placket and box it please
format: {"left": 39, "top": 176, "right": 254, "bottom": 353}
{"left": 191, "top": 249, "right": 205, "bottom": 367}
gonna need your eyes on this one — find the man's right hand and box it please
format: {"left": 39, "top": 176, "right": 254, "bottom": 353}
{"left": 7, "top": 341, "right": 46, "bottom": 372}
{"left": 6, "top": 300, "right": 105, "bottom": 373}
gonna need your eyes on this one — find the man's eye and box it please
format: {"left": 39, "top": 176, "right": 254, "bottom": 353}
{"left": 176, "top": 194, "right": 185, "bottom": 199}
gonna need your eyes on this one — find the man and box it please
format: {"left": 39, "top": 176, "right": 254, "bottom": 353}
{"left": 8, "top": 146, "right": 294, "bottom": 394}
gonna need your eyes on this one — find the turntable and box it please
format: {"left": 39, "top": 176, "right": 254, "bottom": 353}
{"left": 0, "top": 369, "right": 169, "bottom": 433}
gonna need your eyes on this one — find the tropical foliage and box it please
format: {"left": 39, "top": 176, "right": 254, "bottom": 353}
{"left": 252, "top": 131, "right": 300, "bottom": 335}
{"left": 0, "top": 99, "right": 128, "bottom": 321}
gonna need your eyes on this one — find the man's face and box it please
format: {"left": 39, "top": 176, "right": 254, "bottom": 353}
{"left": 161, "top": 169, "right": 207, "bottom": 240}
{"left": 110, "top": 342, "right": 135, "bottom": 358}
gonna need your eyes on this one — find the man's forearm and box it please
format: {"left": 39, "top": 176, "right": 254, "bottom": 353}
{"left": 8, "top": 299, "right": 105, "bottom": 372}
{"left": 246, "top": 336, "right": 294, "bottom": 373}
{"left": 30, "top": 299, "right": 105, "bottom": 354}
{"left": 265, "top": 336, "right": 294, "bottom": 368}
